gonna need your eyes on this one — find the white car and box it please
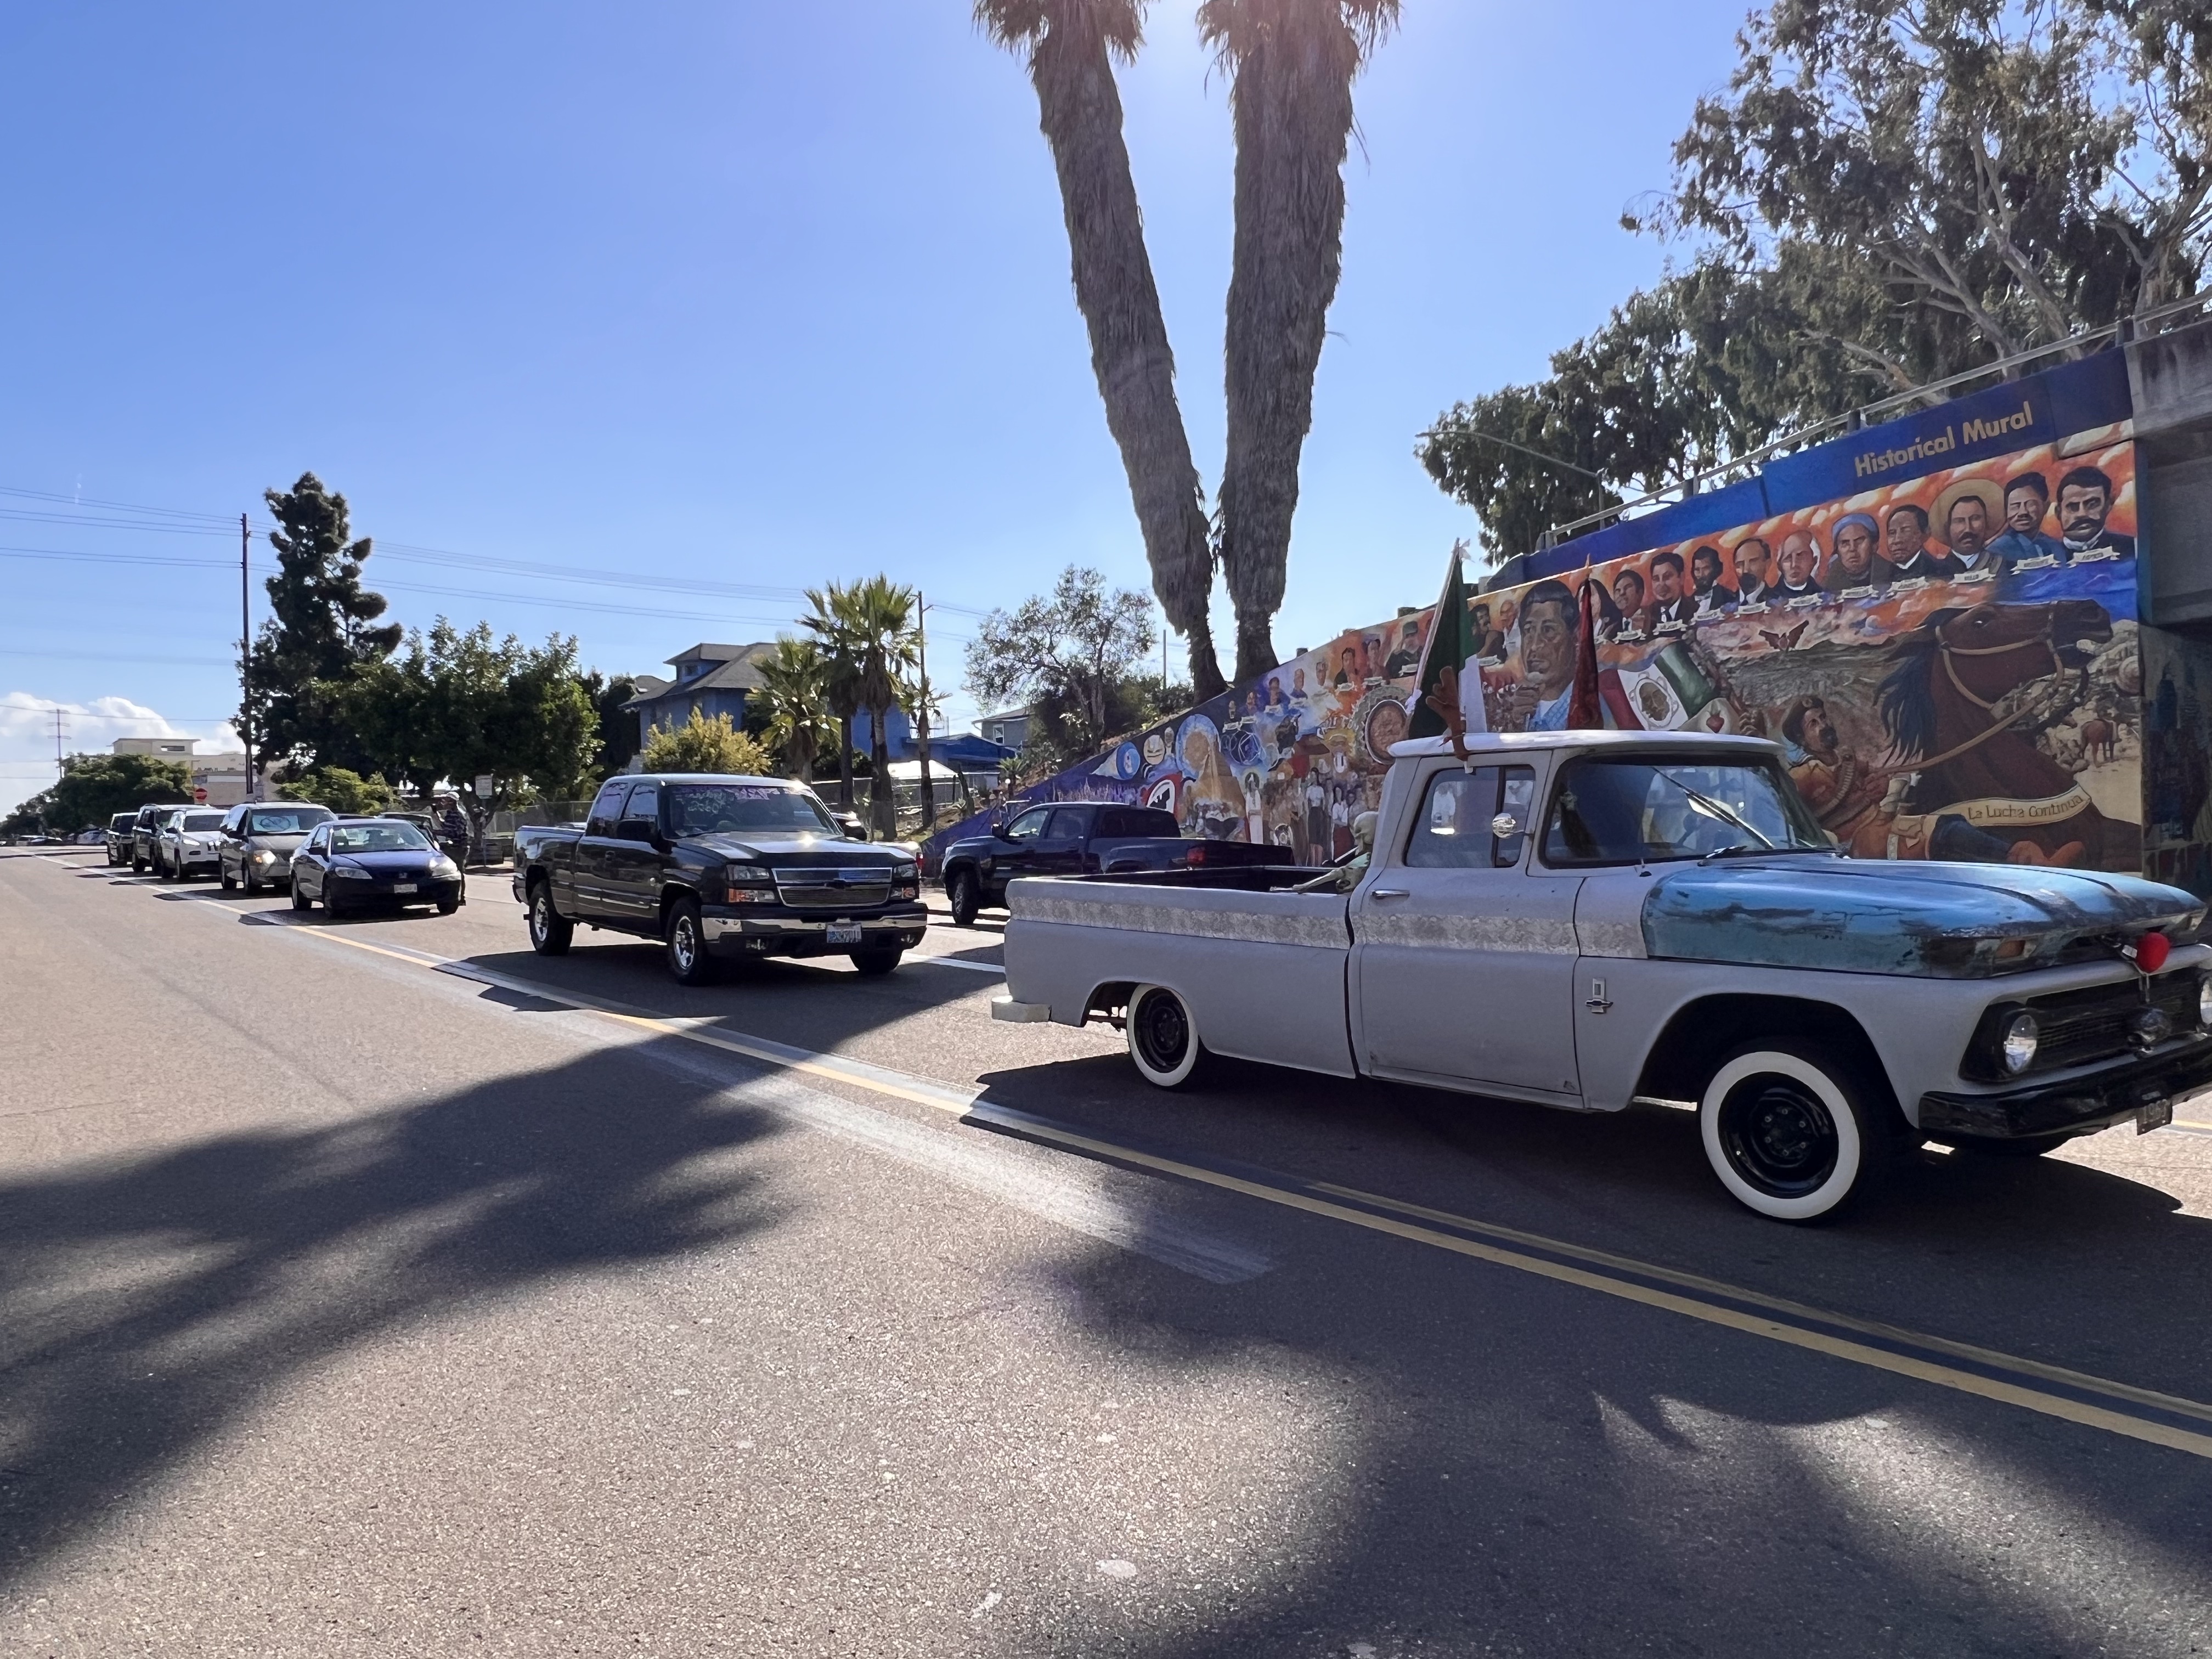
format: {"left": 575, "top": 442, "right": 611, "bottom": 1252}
{"left": 155, "top": 807, "right": 230, "bottom": 881}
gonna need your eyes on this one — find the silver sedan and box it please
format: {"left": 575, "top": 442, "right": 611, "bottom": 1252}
{"left": 217, "top": 802, "right": 336, "bottom": 893}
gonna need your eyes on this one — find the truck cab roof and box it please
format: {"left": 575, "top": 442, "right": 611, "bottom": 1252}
{"left": 1386, "top": 729, "right": 1781, "bottom": 760}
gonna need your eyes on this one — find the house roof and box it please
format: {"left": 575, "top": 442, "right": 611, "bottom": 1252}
{"left": 623, "top": 643, "right": 777, "bottom": 709}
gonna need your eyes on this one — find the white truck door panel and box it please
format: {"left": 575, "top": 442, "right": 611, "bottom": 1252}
{"left": 1352, "top": 761, "right": 1584, "bottom": 1101}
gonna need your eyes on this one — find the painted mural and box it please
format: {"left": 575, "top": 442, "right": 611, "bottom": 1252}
{"left": 927, "top": 419, "right": 2148, "bottom": 877}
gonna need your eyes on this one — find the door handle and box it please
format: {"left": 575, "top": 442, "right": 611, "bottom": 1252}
{"left": 1371, "top": 888, "right": 1408, "bottom": 899}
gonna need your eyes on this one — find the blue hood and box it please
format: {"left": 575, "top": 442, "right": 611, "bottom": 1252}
{"left": 1643, "top": 856, "right": 2205, "bottom": 977}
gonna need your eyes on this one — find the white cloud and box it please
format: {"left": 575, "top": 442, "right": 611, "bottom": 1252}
{"left": 0, "top": 692, "right": 240, "bottom": 817}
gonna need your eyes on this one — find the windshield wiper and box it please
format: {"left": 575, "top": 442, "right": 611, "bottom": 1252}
{"left": 1655, "top": 772, "right": 1775, "bottom": 850}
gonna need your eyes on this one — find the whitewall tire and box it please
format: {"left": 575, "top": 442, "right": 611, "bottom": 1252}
{"left": 1699, "top": 1043, "right": 1880, "bottom": 1222}
{"left": 1126, "top": 984, "right": 1205, "bottom": 1090}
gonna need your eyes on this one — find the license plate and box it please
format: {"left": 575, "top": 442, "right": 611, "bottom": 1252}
{"left": 393, "top": 883, "right": 417, "bottom": 894}
{"left": 2138, "top": 1098, "right": 2172, "bottom": 1134}
{"left": 826, "top": 923, "right": 861, "bottom": 945}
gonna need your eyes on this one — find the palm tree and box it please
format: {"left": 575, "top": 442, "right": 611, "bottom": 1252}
{"left": 804, "top": 578, "right": 918, "bottom": 839}
{"left": 977, "top": 0, "right": 1227, "bottom": 701}
{"left": 801, "top": 589, "right": 864, "bottom": 818}
{"left": 754, "top": 636, "right": 837, "bottom": 782}
{"left": 1200, "top": 0, "right": 1400, "bottom": 682}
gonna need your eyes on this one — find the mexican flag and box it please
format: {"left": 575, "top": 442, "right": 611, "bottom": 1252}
{"left": 1406, "top": 543, "right": 1490, "bottom": 744}
{"left": 1612, "top": 639, "right": 1722, "bottom": 730}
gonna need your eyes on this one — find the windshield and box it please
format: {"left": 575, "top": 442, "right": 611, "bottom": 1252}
{"left": 330, "top": 822, "right": 432, "bottom": 853}
{"left": 666, "top": 783, "right": 836, "bottom": 837}
{"left": 246, "top": 808, "right": 330, "bottom": 835}
{"left": 181, "top": 811, "right": 225, "bottom": 832}
{"left": 1542, "top": 755, "right": 1831, "bottom": 866}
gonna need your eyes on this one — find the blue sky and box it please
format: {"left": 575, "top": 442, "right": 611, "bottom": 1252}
{"left": 0, "top": 0, "right": 1752, "bottom": 813}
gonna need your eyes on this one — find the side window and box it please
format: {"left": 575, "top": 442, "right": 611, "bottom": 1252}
{"left": 585, "top": 781, "right": 631, "bottom": 837}
{"left": 220, "top": 806, "right": 245, "bottom": 835}
{"left": 307, "top": 826, "right": 328, "bottom": 854}
{"left": 1003, "top": 807, "right": 1051, "bottom": 842}
{"left": 622, "top": 783, "right": 659, "bottom": 830}
{"left": 1404, "top": 766, "right": 1536, "bottom": 870}
{"left": 1044, "top": 808, "right": 1087, "bottom": 839}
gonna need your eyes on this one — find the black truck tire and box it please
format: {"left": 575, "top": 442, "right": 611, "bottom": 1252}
{"left": 947, "top": 868, "right": 981, "bottom": 927}
{"left": 527, "top": 882, "right": 573, "bottom": 955}
{"left": 850, "top": 949, "right": 902, "bottom": 976}
{"left": 665, "top": 898, "right": 716, "bottom": 985}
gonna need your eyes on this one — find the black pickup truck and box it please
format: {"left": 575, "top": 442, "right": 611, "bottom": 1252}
{"left": 512, "top": 772, "right": 926, "bottom": 984}
{"left": 936, "top": 800, "right": 1296, "bottom": 924}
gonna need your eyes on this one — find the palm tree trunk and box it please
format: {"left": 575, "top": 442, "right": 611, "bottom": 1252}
{"left": 838, "top": 715, "right": 855, "bottom": 821}
{"left": 1209, "top": 0, "right": 1385, "bottom": 684}
{"left": 1025, "top": 10, "right": 1227, "bottom": 700}
{"left": 868, "top": 702, "right": 895, "bottom": 839}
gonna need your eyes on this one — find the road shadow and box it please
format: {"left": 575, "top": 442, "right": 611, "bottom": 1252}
{"left": 968, "top": 1057, "right": 2212, "bottom": 1654}
{"left": 0, "top": 1033, "right": 793, "bottom": 1590}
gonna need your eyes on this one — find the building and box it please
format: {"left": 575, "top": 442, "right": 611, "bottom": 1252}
{"left": 110, "top": 737, "right": 254, "bottom": 807}
{"left": 620, "top": 639, "right": 1009, "bottom": 772}
{"left": 976, "top": 706, "right": 1032, "bottom": 752}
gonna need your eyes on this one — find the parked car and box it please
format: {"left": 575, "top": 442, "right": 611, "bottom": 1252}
{"left": 129, "top": 802, "right": 196, "bottom": 873}
{"left": 937, "top": 801, "right": 1298, "bottom": 926}
{"left": 290, "top": 816, "right": 465, "bottom": 917}
{"left": 512, "top": 773, "right": 925, "bottom": 984}
{"left": 105, "top": 813, "right": 136, "bottom": 865}
{"left": 995, "top": 729, "right": 2212, "bottom": 1223}
{"left": 216, "top": 802, "right": 335, "bottom": 893}
{"left": 154, "top": 807, "right": 230, "bottom": 881}
{"left": 74, "top": 827, "right": 104, "bottom": 845}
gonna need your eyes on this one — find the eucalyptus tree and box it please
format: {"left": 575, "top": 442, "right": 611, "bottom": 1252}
{"left": 976, "top": 0, "right": 1226, "bottom": 699}
{"left": 754, "top": 636, "right": 838, "bottom": 782}
{"left": 1201, "top": 0, "right": 1400, "bottom": 682}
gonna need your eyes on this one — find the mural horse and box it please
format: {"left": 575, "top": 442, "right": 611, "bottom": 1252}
{"left": 1871, "top": 599, "right": 2140, "bottom": 870}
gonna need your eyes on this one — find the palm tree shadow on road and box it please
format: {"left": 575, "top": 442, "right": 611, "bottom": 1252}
{"left": 0, "top": 1035, "right": 793, "bottom": 1590}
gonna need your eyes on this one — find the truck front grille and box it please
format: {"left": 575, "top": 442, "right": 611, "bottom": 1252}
{"left": 772, "top": 867, "right": 891, "bottom": 909}
{"left": 2027, "top": 974, "right": 2204, "bottom": 1071}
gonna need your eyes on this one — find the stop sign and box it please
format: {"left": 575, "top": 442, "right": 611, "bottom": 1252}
{"left": 193, "top": 786, "right": 207, "bottom": 803}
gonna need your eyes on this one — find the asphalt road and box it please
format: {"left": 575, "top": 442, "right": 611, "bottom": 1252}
{"left": 3, "top": 850, "right": 2211, "bottom": 1657}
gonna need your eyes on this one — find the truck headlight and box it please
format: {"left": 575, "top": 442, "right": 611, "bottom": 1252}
{"left": 2000, "top": 1011, "right": 2040, "bottom": 1075}
{"left": 726, "top": 865, "right": 776, "bottom": 904}
{"left": 2199, "top": 975, "right": 2212, "bottom": 1029}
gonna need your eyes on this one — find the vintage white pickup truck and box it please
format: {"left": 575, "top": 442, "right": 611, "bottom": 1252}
{"left": 993, "top": 731, "right": 2212, "bottom": 1221}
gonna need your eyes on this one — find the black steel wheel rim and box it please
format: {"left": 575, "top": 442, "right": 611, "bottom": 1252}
{"left": 1718, "top": 1074, "right": 1839, "bottom": 1198}
{"left": 1133, "top": 991, "right": 1189, "bottom": 1074}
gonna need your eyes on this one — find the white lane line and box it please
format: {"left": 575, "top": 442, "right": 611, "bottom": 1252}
{"left": 914, "top": 955, "right": 1004, "bottom": 975}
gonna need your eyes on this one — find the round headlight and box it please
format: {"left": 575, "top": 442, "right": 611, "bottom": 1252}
{"left": 2199, "top": 975, "right": 2212, "bottom": 1029}
{"left": 2001, "top": 1011, "right": 2040, "bottom": 1076}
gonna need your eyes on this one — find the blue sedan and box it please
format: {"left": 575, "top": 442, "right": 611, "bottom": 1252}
{"left": 290, "top": 816, "right": 466, "bottom": 918}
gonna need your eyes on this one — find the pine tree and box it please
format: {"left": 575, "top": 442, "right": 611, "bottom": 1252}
{"left": 244, "top": 472, "right": 402, "bottom": 770}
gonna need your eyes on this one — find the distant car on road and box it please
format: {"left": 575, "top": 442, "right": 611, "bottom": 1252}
{"left": 936, "top": 801, "right": 1296, "bottom": 926}
{"left": 74, "top": 827, "right": 104, "bottom": 845}
{"left": 129, "top": 802, "right": 195, "bottom": 873}
{"left": 290, "top": 816, "right": 465, "bottom": 918}
{"left": 217, "top": 802, "right": 335, "bottom": 894}
{"left": 513, "top": 773, "right": 924, "bottom": 984}
{"left": 154, "top": 807, "right": 230, "bottom": 881}
{"left": 105, "top": 814, "right": 136, "bottom": 865}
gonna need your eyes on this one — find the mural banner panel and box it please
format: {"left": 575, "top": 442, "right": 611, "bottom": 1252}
{"left": 926, "top": 424, "right": 2143, "bottom": 876}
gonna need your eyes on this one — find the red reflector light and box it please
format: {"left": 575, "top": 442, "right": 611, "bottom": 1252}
{"left": 2136, "top": 932, "right": 2172, "bottom": 973}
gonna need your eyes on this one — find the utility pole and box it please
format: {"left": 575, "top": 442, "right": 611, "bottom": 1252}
{"left": 914, "top": 590, "right": 936, "bottom": 833}
{"left": 240, "top": 512, "right": 256, "bottom": 800}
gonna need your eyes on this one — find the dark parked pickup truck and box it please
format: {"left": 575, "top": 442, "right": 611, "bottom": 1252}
{"left": 512, "top": 772, "right": 927, "bottom": 984}
{"left": 938, "top": 800, "right": 1296, "bottom": 925}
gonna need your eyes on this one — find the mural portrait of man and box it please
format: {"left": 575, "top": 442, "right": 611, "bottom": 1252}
{"left": 1734, "top": 537, "right": 1777, "bottom": 604}
{"left": 1776, "top": 529, "right": 1825, "bottom": 598}
{"left": 1504, "top": 580, "right": 1579, "bottom": 731}
{"left": 1647, "top": 549, "right": 1696, "bottom": 628}
{"left": 1934, "top": 478, "right": 2004, "bottom": 573}
{"left": 1991, "top": 471, "right": 2069, "bottom": 565}
{"left": 2058, "top": 465, "right": 2136, "bottom": 557}
{"left": 1884, "top": 502, "right": 1960, "bottom": 581}
{"left": 1830, "top": 512, "right": 1893, "bottom": 590}
{"left": 1689, "top": 544, "right": 1736, "bottom": 616}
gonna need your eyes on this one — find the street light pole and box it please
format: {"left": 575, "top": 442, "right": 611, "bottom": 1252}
{"left": 915, "top": 590, "right": 936, "bottom": 833}
{"left": 240, "top": 512, "right": 255, "bottom": 800}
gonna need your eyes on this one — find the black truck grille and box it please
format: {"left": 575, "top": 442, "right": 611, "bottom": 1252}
{"left": 772, "top": 868, "right": 891, "bottom": 909}
{"left": 2027, "top": 974, "right": 2203, "bottom": 1071}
